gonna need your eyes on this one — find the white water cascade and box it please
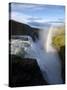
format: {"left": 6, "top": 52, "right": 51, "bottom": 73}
{"left": 11, "top": 26, "right": 63, "bottom": 84}
{"left": 27, "top": 26, "right": 63, "bottom": 84}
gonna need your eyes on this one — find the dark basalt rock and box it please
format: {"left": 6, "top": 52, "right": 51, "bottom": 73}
{"left": 9, "top": 55, "right": 48, "bottom": 87}
{"left": 59, "top": 46, "right": 65, "bottom": 83}
{"left": 9, "top": 20, "right": 39, "bottom": 41}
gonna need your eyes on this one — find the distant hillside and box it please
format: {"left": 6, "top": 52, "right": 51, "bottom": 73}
{"left": 52, "top": 26, "right": 65, "bottom": 49}
{"left": 52, "top": 26, "right": 65, "bottom": 37}
{"left": 9, "top": 20, "right": 40, "bottom": 41}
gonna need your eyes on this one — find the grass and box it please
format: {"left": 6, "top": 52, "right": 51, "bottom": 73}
{"left": 52, "top": 26, "right": 65, "bottom": 50}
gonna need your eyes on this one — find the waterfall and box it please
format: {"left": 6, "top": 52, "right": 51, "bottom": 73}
{"left": 10, "top": 25, "right": 63, "bottom": 84}
{"left": 36, "top": 25, "right": 63, "bottom": 84}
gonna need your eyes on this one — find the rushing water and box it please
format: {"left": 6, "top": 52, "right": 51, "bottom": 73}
{"left": 10, "top": 26, "right": 63, "bottom": 84}
{"left": 31, "top": 26, "right": 63, "bottom": 84}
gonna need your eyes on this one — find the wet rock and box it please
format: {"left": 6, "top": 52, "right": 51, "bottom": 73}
{"left": 9, "top": 55, "right": 48, "bottom": 87}
{"left": 59, "top": 46, "right": 65, "bottom": 83}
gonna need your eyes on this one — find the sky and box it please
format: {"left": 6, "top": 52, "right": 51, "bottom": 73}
{"left": 10, "top": 3, "right": 65, "bottom": 28}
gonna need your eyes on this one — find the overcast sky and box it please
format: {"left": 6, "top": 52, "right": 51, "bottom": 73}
{"left": 10, "top": 3, "right": 65, "bottom": 28}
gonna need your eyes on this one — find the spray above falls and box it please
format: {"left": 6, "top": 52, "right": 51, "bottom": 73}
{"left": 10, "top": 24, "right": 63, "bottom": 84}
{"left": 36, "top": 25, "right": 63, "bottom": 84}
{"left": 45, "top": 26, "right": 57, "bottom": 52}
